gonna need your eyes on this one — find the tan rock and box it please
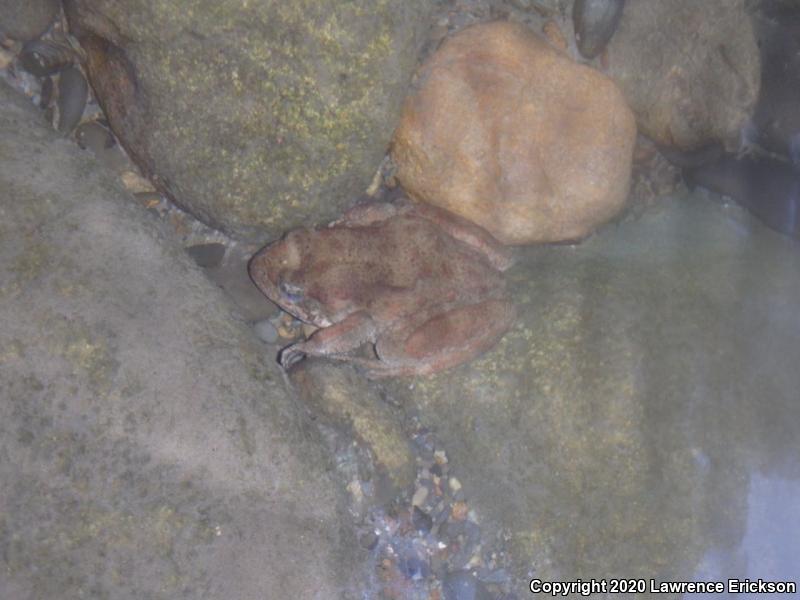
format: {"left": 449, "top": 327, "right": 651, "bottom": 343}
{"left": 392, "top": 21, "right": 636, "bottom": 245}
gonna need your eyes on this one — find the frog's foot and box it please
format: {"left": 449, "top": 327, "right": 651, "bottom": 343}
{"left": 278, "top": 343, "right": 308, "bottom": 370}
{"left": 278, "top": 311, "right": 378, "bottom": 371}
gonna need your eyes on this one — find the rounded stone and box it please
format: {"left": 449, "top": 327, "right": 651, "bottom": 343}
{"left": 392, "top": 21, "right": 636, "bottom": 245}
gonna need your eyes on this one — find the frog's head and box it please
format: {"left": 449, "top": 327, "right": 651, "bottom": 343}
{"left": 248, "top": 228, "right": 331, "bottom": 326}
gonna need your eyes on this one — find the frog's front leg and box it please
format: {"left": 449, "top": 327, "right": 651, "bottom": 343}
{"left": 279, "top": 311, "right": 378, "bottom": 368}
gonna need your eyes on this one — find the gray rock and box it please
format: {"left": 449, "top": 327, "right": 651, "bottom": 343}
{"left": 606, "top": 0, "right": 759, "bottom": 150}
{"left": 63, "top": 0, "right": 434, "bottom": 241}
{"left": 0, "top": 80, "right": 365, "bottom": 599}
{"left": 0, "top": 0, "right": 60, "bottom": 41}
{"left": 56, "top": 65, "right": 88, "bottom": 135}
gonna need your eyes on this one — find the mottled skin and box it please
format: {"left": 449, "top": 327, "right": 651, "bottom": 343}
{"left": 249, "top": 198, "right": 516, "bottom": 378}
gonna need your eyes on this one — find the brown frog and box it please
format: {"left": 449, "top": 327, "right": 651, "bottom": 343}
{"left": 248, "top": 198, "right": 516, "bottom": 378}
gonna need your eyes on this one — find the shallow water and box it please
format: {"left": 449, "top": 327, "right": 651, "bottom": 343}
{"left": 390, "top": 190, "right": 800, "bottom": 597}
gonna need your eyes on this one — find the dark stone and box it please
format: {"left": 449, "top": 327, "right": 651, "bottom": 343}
{"left": 412, "top": 505, "right": 433, "bottom": 533}
{"left": 0, "top": 0, "right": 60, "bottom": 41}
{"left": 573, "top": 0, "right": 625, "bottom": 59}
{"left": 56, "top": 66, "right": 88, "bottom": 135}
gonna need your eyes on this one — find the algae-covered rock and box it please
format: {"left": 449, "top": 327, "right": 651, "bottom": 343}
{"left": 63, "top": 0, "right": 432, "bottom": 241}
{"left": 0, "top": 80, "right": 366, "bottom": 599}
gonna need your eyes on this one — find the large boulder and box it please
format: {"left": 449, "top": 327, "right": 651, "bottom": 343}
{"left": 0, "top": 81, "right": 366, "bottom": 599}
{"left": 62, "top": 0, "right": 433, "bottom": 241}
{"left": 392, "top": 21, "right": 636, "bottom": 245}
{"left": 606, "top": 0, "right": 760, "bottom": 150}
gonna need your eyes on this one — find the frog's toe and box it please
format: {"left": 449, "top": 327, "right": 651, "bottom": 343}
{"left": 279, "top": 345, "right": 306, "bottom": 369}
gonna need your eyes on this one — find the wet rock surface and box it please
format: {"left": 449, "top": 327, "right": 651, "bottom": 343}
{"left": 606, "top": 0, "right": 760, "bottom": 150}
{"left": 0, "top": 80, "right": 366, "bottom": 599}
{"left": 63, "top": 0, "right": 433, "bottom": 242}
{"left": 393, "top": 21, "right": 636, "bottom": 245}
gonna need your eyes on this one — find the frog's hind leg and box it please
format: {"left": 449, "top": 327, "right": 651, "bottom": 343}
{"left": 363, "top": 298, "right": 516, "bottom": 379}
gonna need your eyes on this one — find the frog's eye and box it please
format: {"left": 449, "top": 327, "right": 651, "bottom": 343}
{"left": 279, "top": 280, "right": 304, "bottom": 303}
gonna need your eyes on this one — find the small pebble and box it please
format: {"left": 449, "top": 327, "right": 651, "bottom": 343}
{"left": 412, "top": 506, "right": 433, "bottom": 534}
{"left": 75, "top": 120, "right": 114, "bottom": 151}
{"left": 359, "top": 530, "right": 379, "bottom": 550}
{"left": 439, "top": 519, "right": 465, "bottom": 540}
{"left": 573, "top": 0, "right": 625, "bottom": 59}
{"left": 395, "top": 543, "right": 429, "bottom": 580}
{"left": 39, "top": 75, "right": 53, "bottom": 108}
{"left": 56, "top": 66, "right": 88, "bottom": 135}
{"left": 411, "top": 485, "right": 429, "bottom": 507}
{"left": 18, "top": 39, "right": 74, "bottom": 77}
{"left": 478, "top": 568, "right": 509, "bottom": 584}
{"left": 252, "top": 319, "right": 279, "bottom": 344}
{"left": 122, "top": 171, "right": 156, "bottom": 193}
{"left": 451, "top": 501, "right": 468, "bottom": 521}
{"left": 464, "top": 521, "right": 481, "bottom": 542}
{"left": 543, "top": 20, "right": 568, "bottom": 52}
{"left": 0, "top": 47, "right": 13, "bottom": 70}
{"left": 442, "top": 570, "right": 492, "bottom": 600}
{"left": 134, "top": 191, "right": 163, "bottom": 209}
{"left": 185, "top": 242, "right": 226, "bottom": 268}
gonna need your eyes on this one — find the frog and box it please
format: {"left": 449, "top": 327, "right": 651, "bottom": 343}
{"left": 248, "top": 197, "right": 516, "bottom": 378}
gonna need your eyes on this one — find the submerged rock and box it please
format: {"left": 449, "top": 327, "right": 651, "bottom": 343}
{"left": 385, "top": 190, "right": 800, "bottom": 586}
{"left": 392, "top": 21, "right": 636, "bottom": 245}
